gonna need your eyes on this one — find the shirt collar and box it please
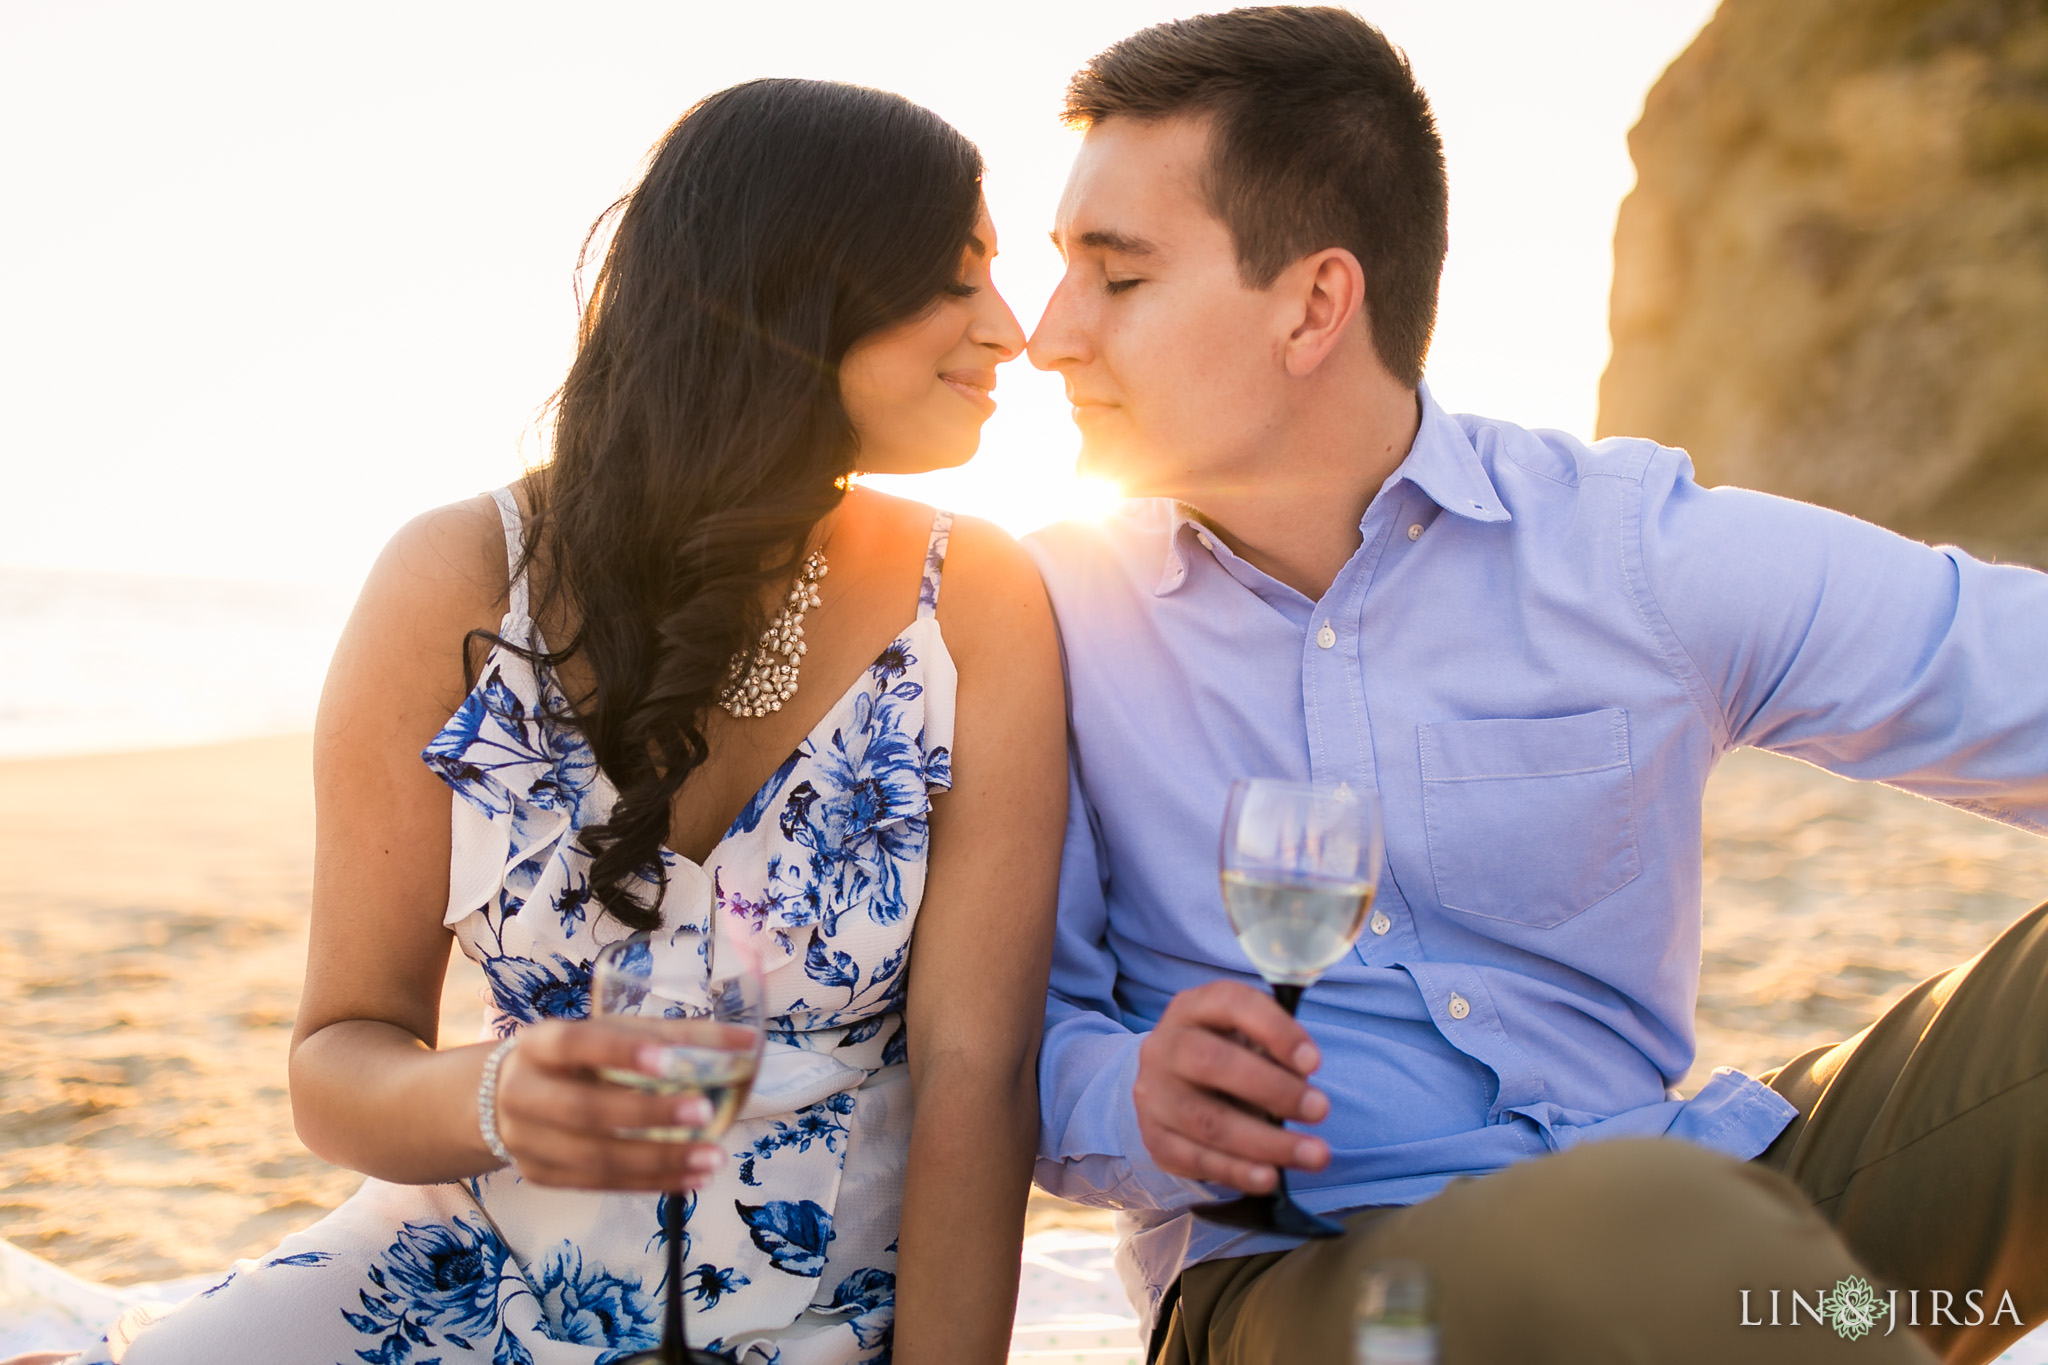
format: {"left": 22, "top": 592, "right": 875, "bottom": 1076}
{"left": 1156, "top": 508, "right": 1209, "bottom": 596}
{"left": 1154, "top": 383, "right": 1510, "bottom": 597}
{"left": 1395, "top": 382, "right": 1512, "bottom": 527}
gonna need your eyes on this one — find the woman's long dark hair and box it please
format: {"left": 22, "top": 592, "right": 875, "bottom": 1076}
{"left": 515, "top": 79, "right": 984, "bottom": 931}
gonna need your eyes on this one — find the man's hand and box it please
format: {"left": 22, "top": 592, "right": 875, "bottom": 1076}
{"left": 1133, "top": 981, "right": 1332, "bottom": 1193}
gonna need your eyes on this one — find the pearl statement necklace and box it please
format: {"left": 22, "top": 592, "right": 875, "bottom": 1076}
{"left": 717, "top": 549, "right": 828, "bottom": 717}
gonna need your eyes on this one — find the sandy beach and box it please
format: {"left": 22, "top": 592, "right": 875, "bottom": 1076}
{"left": 4, "top": 735, "right": 2047, "bottom": 1289}
{"left": 0, "top": 736, "right": 486, "bottom": 1285}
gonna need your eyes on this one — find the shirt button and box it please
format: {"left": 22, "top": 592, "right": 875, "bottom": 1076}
{"left": 1316, "top": 623, "right": 1336, "bottom": 649}
{"left": 1447, "top": 992, "right": 1470, "bottom": 1020}
{"left": 1369, "top": 910, "right": 1391, "bottom": 936}
{"left": 1407, "top": 522, "right": 1424, "bottom": 541}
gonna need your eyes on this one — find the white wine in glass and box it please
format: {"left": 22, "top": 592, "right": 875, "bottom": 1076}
{"left": 597, "top": 1025, "right": 761, "bottom": 1142}
{"left": 594, "top": 928, "right": 766, "bottom": 1365}
{"left": 1196, "top": 778, "right": 1383, "bottom": 1239}
{"left": 1220, "top": 871, "right": 1377, "bottom": 987}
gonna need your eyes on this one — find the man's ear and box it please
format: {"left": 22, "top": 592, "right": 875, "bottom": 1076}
{"left": 1281, "top": 247, "right": 1367, "bottom": 378}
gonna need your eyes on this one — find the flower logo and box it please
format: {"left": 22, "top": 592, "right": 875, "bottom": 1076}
{"left": 1823, "top": 1275, "right": 1883, "bottom": 1341}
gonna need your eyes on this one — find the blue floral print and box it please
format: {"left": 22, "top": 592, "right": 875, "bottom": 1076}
{"left": 492, "top": 1335, "right": 537, "bottom": 1365}
{"left": 67, "top": 499, "right": 955, "bottom": 1365}
{"left": 717, "top": 860, "right": 822, "bottom": 952}
{"left": 736, "top": 1200, "right": 837, "bottom": 1277}
{"left": 735, "top": 1092, "right": 856, "bottom": 1186}
{"left": 683, "top": 1263, "right": 752, "bottom": 1309}
{"left": 533, "top": 1244, "right": 660, "bottom": 1362}
{"left": 552, "top": 872, "right": 593, "bottom": 936}
{"left": 825, "top": 1269, "right": 896, "bottom": 1350}
{"left": 268, "top": 1251, "right": 334, "bottom": 1268}
{"left": 916, "top": 514, "right": 950, "bottom": 615}
{"left": 424, "top": 671, "right": 594, "bottom": 825}
{"left": 727, "top": 751, "right": 806, "bottom": 839}
{"left": 804, "top": 936, "right": 859, "bottom": 992}
{"left": 779, "top": 687, "right": 938, "bottom": 937}
{"left": 341, "top": 1216, "right": 511, "bottom": 1362}
{"left": 483, "top": 952, "right": 593, "bottom": 1033}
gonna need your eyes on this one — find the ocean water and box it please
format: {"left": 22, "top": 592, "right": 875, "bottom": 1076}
{"left": 0, "top": 566, "right": 356, "bottom": 759}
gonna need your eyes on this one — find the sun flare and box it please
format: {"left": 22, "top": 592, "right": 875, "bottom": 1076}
{"left": 856, "top": 465, "right": 1123, "bottom": 539}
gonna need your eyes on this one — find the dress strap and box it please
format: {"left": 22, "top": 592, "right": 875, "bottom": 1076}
{"left": 916, "top": 509, "right": 953, "bottom": 619}
{"left": 488, "top": 486, "right": 530, "bottom": 622}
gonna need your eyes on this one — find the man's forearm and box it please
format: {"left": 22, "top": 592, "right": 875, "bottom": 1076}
{"left": 1036, "top": 1011, "right": 1220, "bottom": 1210}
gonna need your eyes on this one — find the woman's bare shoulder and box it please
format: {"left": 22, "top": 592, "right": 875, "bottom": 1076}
{"left": 835, "top": 486, "right": 1032, "bottom": 584}
{"left": 937, "top": 511, "right": 1042, "bottom": 591}
{"left": 350, "top": 492, "right": 520, "bottom": 637}
{"left": 326, "top": 494, "right": 519, "bottom": 723}
{"left": 929, "top": 512, "right": 1057, "bottom": 667}
{"left": 838, "top": 482, "right": 940, "bottom": 540}
{"left": 821, "top": 486, "right": 1056, "bottom": 674}
{"left": 376, "top": 493, "right": 512, "bottom": 600}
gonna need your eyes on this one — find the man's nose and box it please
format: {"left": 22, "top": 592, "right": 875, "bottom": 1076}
{"left": 1026, "top": 274, "right": 1086, "bottom": 373}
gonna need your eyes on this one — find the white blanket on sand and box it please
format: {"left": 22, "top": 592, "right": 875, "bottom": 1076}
{"left": 15, "top": 1231, "right": 2048, "bottom": 1364}
{"left": 3, "top": 1231, "right": 1146, "bottom": 1364}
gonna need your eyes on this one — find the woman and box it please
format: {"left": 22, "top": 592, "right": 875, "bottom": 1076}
{"left": 57, "top": 78, "right": 1064, "bottom": 1365}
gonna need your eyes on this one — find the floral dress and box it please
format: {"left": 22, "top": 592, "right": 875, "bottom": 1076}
{"left": 78, "top": 490, "right": 958, "bottom": 1365}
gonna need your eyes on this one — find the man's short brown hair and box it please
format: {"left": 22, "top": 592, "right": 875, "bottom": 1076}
{"left": 1065, "top": 6, "right": 1447, "bottom": 388}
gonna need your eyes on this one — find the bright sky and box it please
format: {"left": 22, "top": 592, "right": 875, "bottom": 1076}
{"left": 0, "top": 0, "right": 1718, "bottom": 588}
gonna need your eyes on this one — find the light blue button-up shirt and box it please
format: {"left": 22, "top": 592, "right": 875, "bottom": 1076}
{"left": 1023, "top": 387, "right": 2048, "bottom": 1328}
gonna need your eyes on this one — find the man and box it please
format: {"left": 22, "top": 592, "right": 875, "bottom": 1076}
{"left": 1021, "top": 8, "right": 2048, "bottom": 1363}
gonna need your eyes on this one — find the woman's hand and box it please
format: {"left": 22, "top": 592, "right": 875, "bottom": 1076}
{"left": 492, "top": 1020, "right": 728, "bottom": 1192}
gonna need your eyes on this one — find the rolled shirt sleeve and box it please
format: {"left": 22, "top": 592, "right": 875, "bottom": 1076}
{"left": 1034, "top": 759, "right": 1214, "bottom": 1211}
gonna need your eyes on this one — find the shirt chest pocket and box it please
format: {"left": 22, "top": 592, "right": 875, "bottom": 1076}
{"left": 1418, "top": 709, "right": 1642, "bottom": 928}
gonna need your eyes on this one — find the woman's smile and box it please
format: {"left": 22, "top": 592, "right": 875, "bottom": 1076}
{"left": 940, "top": 367, "right": 998, "bottom": 410}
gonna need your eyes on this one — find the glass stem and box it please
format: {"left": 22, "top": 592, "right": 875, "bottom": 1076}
{"left": 1269, "top": 983, "right": 1305, "bottom": 1205}
{"left": 664, "top": 1189, "right": 687, "bottom": 1364}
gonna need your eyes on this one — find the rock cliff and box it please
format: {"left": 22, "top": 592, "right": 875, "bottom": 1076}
{"left": 1598, "top": 0, "right": 2048, "bottom": 566}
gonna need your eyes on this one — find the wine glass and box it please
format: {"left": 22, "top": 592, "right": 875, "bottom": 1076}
{"left": 1194, "top": 778, "right": 1383, "bottom": 1239}
{"left": 594, "top": 926, "right": 766, "bottom": 1365}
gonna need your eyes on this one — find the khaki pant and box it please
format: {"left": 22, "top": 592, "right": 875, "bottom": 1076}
{"left": 1152, "top": 900, "right": 2048, "bottom": 1365}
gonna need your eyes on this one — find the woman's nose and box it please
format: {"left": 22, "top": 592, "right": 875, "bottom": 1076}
{"left": 979, "top": 293, "right": 1027, "bottom": 361}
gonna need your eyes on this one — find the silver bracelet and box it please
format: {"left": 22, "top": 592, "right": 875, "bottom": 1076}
{"left": 477, "top": 1034, "right": 519, "bottom": 1170}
